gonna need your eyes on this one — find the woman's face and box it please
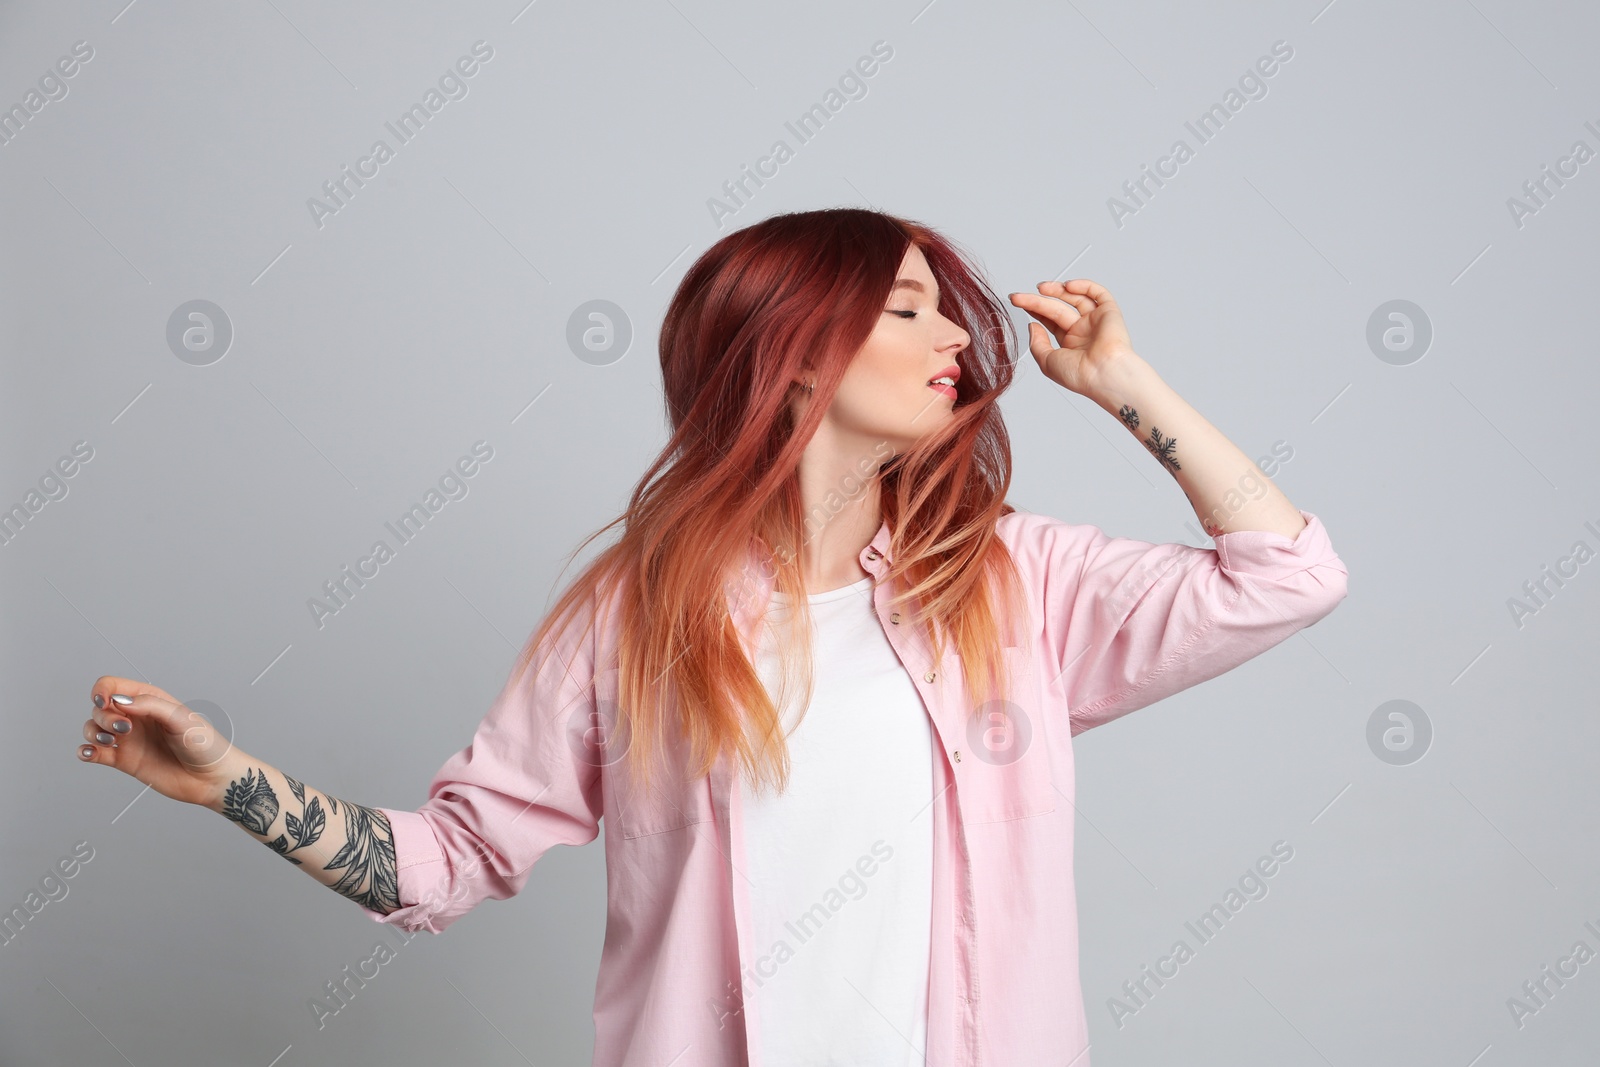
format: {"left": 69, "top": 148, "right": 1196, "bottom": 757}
{"left": 815, "top": 244, "right": 971, "bottom": 453}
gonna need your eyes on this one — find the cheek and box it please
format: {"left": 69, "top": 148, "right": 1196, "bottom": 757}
{"left": 831, "top": 332, "right": 931, "bottom": 428}
{"left": 832, "top": 370, "right": 891, "bottom": 425}
{"left": 855, "top": 334, "right": 920, "bottom": 388}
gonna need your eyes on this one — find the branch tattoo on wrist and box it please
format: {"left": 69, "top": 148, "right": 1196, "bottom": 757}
{"left": 1118, "top": 405, "right": 1181, "bottom": 473}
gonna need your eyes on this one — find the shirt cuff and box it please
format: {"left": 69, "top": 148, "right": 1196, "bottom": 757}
{"left": 361, "top": 807, "right": 448, "bottom": 933}
{"left": 1213, "top": 509, "right": 1338, "bottom": 580}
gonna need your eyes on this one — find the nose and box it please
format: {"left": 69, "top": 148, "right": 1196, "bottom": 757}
{"left": 938, "top": 314, "right": 970, "bottom": 354}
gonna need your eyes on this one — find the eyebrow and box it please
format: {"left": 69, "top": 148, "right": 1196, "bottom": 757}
{"left": 890, "top": 278, "right": 941, "bottom": 300}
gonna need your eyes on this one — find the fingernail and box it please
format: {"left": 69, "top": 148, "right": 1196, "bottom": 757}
{"left": 79, "top": 745, "right": 95, "bottom": 760}
{"left": 94, "top": 694, "right": 104, "bottom": 709}
{"left": 111, "top": 694, "right": 132, "bottom": 706}
{"left": 96, "top": 731, "right": 114, "bottom": 744}
{"left": 112, "top": 720, "right": 131, "bottom": 734}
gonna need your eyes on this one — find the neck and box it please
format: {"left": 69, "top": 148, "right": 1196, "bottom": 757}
{"left": 791, "top": 443, "right": 889, "bottom": 594}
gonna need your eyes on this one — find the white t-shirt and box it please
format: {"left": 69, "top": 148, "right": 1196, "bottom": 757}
{"left": 737, "top": 574, "right": 935, "bottom": 1066}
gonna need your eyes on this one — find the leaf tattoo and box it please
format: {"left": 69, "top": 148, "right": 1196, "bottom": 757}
{"left": 218, "top": 765, "right": 396, "bottom": 911}
{"left": 1142, "top": 427, "right": 1181, "bottom": 472}
{"left": 283, "top": 772, "right": 335, "bottom": 814}
{"left": 324, "top": 802, "right": 400, "bottom": 913}
{"left": 221, "top": 768, "right": 327, "bottom": 866}
{"left": 221, "top": 768, "right": 279, "bottom": 836}
{"left": 1117, "top": 405, "right": 1181, "bottom": 472}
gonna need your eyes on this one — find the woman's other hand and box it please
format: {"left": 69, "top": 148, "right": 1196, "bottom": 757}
{"left": 78, "top": 676, "right": 244, "bottom": 810}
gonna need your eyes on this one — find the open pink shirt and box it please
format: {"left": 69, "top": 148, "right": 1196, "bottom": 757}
{"left": 366, "top": 507, "right": 1349, "bottom": 1066}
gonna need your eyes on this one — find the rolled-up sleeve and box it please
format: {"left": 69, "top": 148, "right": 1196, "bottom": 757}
{"left": 1008, "top": 508, "right": 1349, "bottom": 737}
{"left": 361, "top": 619, "right": 606, "bottom": 934}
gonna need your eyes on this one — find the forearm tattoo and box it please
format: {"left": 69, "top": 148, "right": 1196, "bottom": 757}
{"left": 1118, "top": 405, "right": 1181, "bottom": 473}
{"left": 220, "top": 766, "right": 400, "bottom": 913}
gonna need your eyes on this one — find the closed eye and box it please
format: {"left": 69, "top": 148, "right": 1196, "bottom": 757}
{"left": 888, "top": 310, "right": 917, "bottom": 319}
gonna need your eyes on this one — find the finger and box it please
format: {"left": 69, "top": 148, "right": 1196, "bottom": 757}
{"left": 1037, "top": 281, "right": 1094, "bottom": 316}
{"left": 77, "top": 722, "right": 118, "bottom": 766}
{"left": 100, "top": 691, "right": 189, "bottom": 736}
{"left": 89, "top": 699, "right": 134, "bottom": 736}
{"left": 83, "top": 719, "right": 120, "bottom": 750}
{"left": 1059, "top": 278, "right": 1118, "bottom": 309}
{"left": 1009, "top": 292, "right": 1079, "bottom": 339}
{"left": 91, "top": 676, "right": 174, "bottom": 717}
{"left": 1025, "top": 321, "right": 1058, "bottom": 361}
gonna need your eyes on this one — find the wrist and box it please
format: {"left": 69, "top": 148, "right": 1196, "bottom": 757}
{"left": 1085, "top": 351, "right": 1161, "bottom": 410}
{"left": 199, "top": 746, "right": 253, "bottom": 814}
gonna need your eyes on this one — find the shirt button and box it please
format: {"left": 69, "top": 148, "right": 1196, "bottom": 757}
{"left": 953, "top": 750, "right": 961, "bottom": 763}
{"left": 924, "top": 670, "right": 936, "bottom": 682}
{"left": 865, "top": 549, "right": 880, "bottom": 560}
{"left": 890, "top": 612, "right": 900, "bottom": 624}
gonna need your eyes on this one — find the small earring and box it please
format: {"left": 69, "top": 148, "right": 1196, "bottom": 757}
{"left": 803, "top": 381, "right": 814, "bottom": 395}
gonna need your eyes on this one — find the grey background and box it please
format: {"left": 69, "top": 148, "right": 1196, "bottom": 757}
{"left": 3, "top": 0, "right": 1597, "bottom": 1064}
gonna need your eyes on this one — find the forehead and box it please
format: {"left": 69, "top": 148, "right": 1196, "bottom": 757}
{"left": 897, "top": 243, "right": 933, "bottom": 276}
{"left": 890, "top": 245, "right": 938, "bottom": 293}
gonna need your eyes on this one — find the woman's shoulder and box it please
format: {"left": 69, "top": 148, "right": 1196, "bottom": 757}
{"left": 994, "top": 505, "right": 1101, "bottom": 552}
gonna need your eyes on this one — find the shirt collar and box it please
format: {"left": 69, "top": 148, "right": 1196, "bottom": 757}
{"left": 862, "top": 517, "right": 893, "bottom": 573}
{"left": 725, "top": 517, "right": 894, "bottom": 632}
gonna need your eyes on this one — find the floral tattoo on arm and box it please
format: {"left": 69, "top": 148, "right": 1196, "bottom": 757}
{"left": 1118, "top": 405, "right": 1181, "bottom": 474}
{"left": 220, "top": 767, "right": 400, "bottom": 913}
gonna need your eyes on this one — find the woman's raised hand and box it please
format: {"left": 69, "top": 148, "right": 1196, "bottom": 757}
{"left": 78, "top": 677, "right": 243, "bottom": 809}
{"left": 1008, "top": 278, "right": 1139, "bottom": 398}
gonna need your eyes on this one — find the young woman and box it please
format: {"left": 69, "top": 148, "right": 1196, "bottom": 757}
{"left": 77, "top": 208, "right": 1348, "bottom": 1066}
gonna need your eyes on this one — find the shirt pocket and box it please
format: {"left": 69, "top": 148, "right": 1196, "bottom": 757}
{"left": 593, "top": 666, "right": 715, "bottom": 840}
{"left": 952, "top": 644, "right": 1059, "bottom": 825}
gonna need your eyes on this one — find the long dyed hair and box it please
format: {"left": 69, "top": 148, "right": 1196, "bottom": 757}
{"left": 516, "top": 207, "right": 1030, "bottom": 799}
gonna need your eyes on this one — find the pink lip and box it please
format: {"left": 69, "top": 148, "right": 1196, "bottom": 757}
{"left": 927, "top": 364, "right": 961, "bottom": 399}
